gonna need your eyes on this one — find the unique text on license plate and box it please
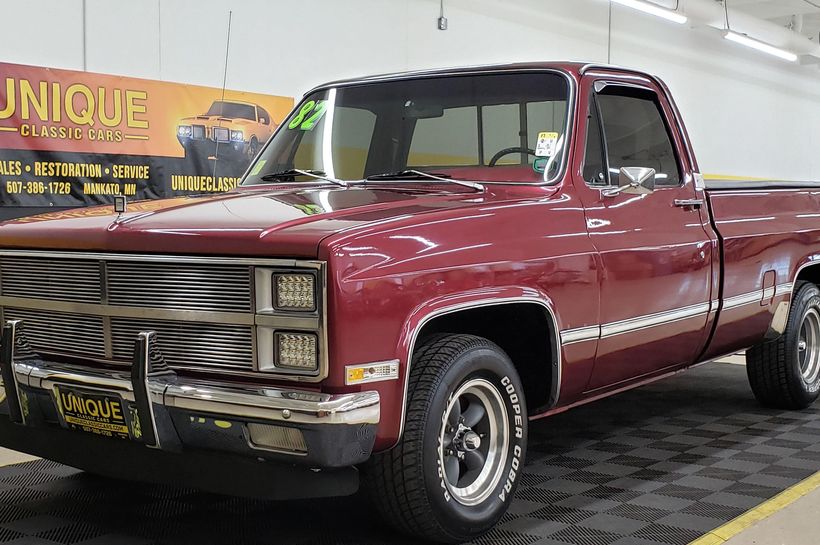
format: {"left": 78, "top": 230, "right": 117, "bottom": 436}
{"left": 56, "top": 387, "right": 130, "bottom": 439}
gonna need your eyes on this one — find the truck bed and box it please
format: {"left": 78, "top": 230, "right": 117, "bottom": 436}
{"left": 701, "top": 182, "right": 820, "bottom": 360}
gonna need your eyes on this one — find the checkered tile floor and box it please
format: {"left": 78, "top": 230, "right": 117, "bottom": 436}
{"left": 0, "top": 361, "right": 817, "bottom": 545}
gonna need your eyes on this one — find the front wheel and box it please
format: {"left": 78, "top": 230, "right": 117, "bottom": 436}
{"left": 747, "top": 282, "right": 820, "bottom": 409}
{"left": 363, "top": 334, "right": 527, "bottom": 543}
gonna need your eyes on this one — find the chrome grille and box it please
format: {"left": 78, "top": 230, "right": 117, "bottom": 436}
{"left": 213, "top": 126, "right": 230, "bottom": 142}
{"left": 111, "top": 318, "right": 253, "bottom": 369}
{"left": 3, "top": 308, "right": 106, "bottom": 358}
{"left": 0, "top": 257, "right": 101, "bottom": 303}
{"left": 0, "top": 253, "right": 254, "bottom": 371}
{"left": 106, "top": 261, "right": 252, "bottom": 312}
{"left": 0, "top": 251, "right": 327, "bottom": 380}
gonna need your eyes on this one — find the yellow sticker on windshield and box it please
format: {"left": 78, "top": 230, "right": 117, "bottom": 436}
{"left": 250, "top": 159, "right": 267, "bottom": 176}
{"left": 535, "top": 132, "right": 559, "bottom": 157}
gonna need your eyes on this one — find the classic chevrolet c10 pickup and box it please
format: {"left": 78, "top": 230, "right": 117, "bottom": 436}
{"left": 0, "top": 62, "right": 819, "bottom": 543}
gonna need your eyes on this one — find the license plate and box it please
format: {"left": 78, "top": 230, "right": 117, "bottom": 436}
{"left": 213, "top": 127, "right": 230, "bottom": 142}
{"left": 55, "top": 387, "right": 130, "bottom": 439}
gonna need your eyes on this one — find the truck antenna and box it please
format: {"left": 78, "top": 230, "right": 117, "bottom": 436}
{"left": 212, "top": 10, "right": 233, "bottom": 183}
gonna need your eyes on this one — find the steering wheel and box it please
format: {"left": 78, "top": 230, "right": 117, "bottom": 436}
{"left": 488, "top": 147, "right": 537, "bottom": 167}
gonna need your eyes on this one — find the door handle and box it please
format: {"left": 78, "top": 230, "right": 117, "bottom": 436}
{"left": 674, "top": 199, "right": 703, "bottom": 209}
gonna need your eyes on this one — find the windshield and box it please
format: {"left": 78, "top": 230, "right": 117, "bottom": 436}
{"left": 206, "top": 101, "right": 256, "bottom": 120}
{"left": 243, "top": 72, "right": 570, "bottom": 185}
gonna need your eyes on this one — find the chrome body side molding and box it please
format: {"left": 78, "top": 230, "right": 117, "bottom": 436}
{"left": 558, "top": 302, "right": 712, "bottom": 346}
{"left": 600, "top": 303, "right": 710, "bottom": 338}
{"left": 558, "top": 282, "right": 796, "bottom": 348}
{"left": 560, "top": 326, "right": 601, "bottom": 345}
{"left": 723, "top": 283, "right": 794, "bottom": 311}
{"left": 723, "top": 291, "right": 764, "bottom": 310}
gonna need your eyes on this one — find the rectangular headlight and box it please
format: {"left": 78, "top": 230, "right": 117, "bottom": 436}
{"left": 230, "top": 129, "right": 244, "bottom": 142}
{"left": 275, "top": 332, "right": 318, "bottom": 370}
{"left": 275, "top": 273, "right": 316, "bottom": 311}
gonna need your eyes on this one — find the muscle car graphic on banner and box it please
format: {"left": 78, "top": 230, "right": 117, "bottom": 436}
{"left": 0, "top": 61, "right": 293, "bottom": 208}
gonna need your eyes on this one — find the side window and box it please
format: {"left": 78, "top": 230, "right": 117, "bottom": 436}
{"left": 258, "top": 106, "right": 270, "bottom": 124}
{"left": 582, "top": 99, "right": 606, "bottom": 186}
{"left": 596, "top": 88, "right": 681, "bottom": 186}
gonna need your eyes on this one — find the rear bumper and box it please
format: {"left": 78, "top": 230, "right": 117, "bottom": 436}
{"left": 0, "top": 322, "right": 379, "bottom": 472}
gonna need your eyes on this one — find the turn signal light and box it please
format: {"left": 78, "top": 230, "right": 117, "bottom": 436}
{"left": 345, "top": 360, "right": 399, "bottom": 385}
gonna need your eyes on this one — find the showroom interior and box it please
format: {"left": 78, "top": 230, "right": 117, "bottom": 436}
{"left": 0, "top": 0, "right": 820, "bottom": 544}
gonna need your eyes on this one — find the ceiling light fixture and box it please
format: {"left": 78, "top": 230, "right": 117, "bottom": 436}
{"left": 611, "top": 0, "right": 687, "bottom": 25}
{"left": 724, "top": 31, "right": 798, "bottom": 62}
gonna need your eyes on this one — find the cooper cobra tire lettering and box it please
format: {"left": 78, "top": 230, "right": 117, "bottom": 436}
{"left": 499, "top": 375, "right": 524, "bottom": 502}
{"left": 502, "top": 375, "right": 525, "bottom": 439}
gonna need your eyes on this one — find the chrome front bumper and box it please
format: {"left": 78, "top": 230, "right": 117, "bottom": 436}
{"left": 0, "top": 321, "right": 379, "bottom": 468}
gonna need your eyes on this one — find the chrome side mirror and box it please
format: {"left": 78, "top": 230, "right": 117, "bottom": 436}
{"left": 602, "top": 167, "right": 656, "bottom": 197}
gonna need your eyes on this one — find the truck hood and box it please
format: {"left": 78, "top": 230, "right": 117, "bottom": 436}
{"left": 0, "top": 185, "right": 486, "bottom": 258}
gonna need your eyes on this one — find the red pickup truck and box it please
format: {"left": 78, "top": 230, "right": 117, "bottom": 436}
{"left": 0, "top": 62, "right": 818, "bottom": 543}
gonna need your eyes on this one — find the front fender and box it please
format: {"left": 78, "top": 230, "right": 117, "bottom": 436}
{"left": 389, "top": 287, "right": 563, "bottom": 449}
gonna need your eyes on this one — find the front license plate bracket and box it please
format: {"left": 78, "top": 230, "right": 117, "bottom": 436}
{"left": 54, "top": 386, "right": 131, "bottom": 440}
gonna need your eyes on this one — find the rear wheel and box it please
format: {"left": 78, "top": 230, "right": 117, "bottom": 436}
{"left": 363, "top": 334, "right": 527, "bottom": 543}
{"left": 747, "top": 282, "right": 820, "bottom": 409}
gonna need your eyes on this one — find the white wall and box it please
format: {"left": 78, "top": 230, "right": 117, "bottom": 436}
{"left": 2, "top": 0, "right": 820, "bottom": 180}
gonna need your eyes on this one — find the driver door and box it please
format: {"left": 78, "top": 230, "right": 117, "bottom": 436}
{"left": 573, "top": 75, "right": 714, "bottom": 391}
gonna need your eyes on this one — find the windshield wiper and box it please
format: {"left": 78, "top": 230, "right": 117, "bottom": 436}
{"left": 260, "top": 169, "right": 348, "bottom": 188}
{"left": 365, "top": 169, "right": 484, "bottom": 191}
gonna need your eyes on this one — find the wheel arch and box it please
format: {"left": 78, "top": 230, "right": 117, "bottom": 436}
{"left": 794, "top": 259, "right": 820, "bottom": 288}
{"left": 395, "top": 291, "right": 562, "bottom": 447}
{"left": 766, "top": 259, "right": 820, "bottom": 339}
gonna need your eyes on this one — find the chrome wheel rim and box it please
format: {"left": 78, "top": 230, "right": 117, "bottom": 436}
{"left": 799, "top": 308, "right": 820, "bottom": 383}
{"left": 438, "top": 378, "right": 509, "bottom": 506}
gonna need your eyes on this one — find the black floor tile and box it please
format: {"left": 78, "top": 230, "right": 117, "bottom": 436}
{"left": 0, "top": 362, "right": 814, "bottom": 545}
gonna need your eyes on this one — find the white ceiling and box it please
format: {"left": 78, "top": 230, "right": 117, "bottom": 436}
{"left": 730, "top": 0, "right": 820, "bottom": 41}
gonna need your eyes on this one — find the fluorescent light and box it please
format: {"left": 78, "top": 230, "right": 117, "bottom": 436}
{"left": 611, "top": 0, "right": 688, "bottom": 25}
{"left": 724, "top": 31, "right": 798, "bottom": 62}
